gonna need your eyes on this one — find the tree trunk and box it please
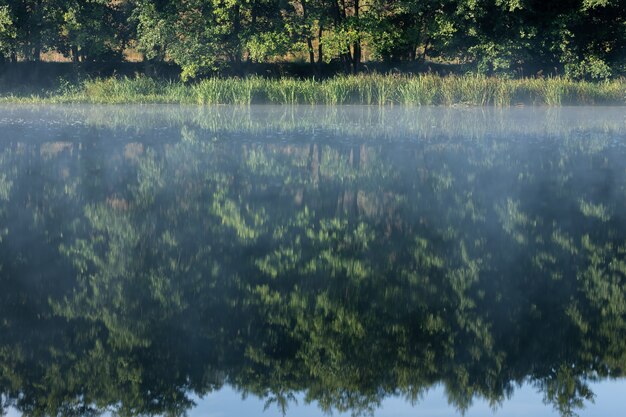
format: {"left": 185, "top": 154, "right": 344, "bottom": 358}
{"left": 352, "top": 0, "right": 361, "bottom": 73}
{"left": 343, "top": 53, "right": 352, "bottom": 74}
{"left": 233, "top": 4, "right": 242, "bottom": 73}
{"left": 331, "top": 0, "right": 349, "bottom": 73}
{"left": 317, "top": 26, "right": 324, "bottom": 64}
{"left": 352, "top": 44, "right": 361, "bottom": 73}
{"left": 307, "top": 38, "right": 316, "bottom": 65}
{"left": 33, "top": 0, "right": 42, "bottom": 62}
{"left": 71, "top": 46, "right": 79, "bottom": 64}
{"left": 301, "top": 0, "right": 316, "bottom": 66}
{"left": 247, "top": 0, "right": 257, "bottom": 64}
{"left": 332, "top": 0, "right": 342, "bottom": 24}
{"left": 33, "top": 46, "right": 41, "bottom": 62}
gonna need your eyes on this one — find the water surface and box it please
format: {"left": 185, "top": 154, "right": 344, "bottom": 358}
{"left": 0, "top": 106, "right": 625, "bottom": 417}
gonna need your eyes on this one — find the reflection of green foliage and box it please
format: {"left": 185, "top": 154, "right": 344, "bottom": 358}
{"left": 578, "top": 199, "right": 611, "bottom": 222}
{"left": 0, "top": 173, "right": 11, "bottom": 201}
{"left": 536, "top": 365, "right": 596, "bottom": 417}
{"left": 0, "top": 108, "right": 626, "bottom": 417}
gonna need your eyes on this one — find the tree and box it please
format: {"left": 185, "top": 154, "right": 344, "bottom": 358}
{"left": 57, "top": 0, "right": 130, "bottom": 62}
{"left": 0, "top": 4, "right": 16, "bottom": 60}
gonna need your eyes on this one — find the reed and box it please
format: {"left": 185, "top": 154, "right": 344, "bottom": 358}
{"left": 1, "top": 74, "right": 624, "bottom": 105}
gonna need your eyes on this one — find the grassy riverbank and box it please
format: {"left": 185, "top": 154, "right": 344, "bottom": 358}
{"left": 1, "top": 74, "right": 624, "bottom": 106}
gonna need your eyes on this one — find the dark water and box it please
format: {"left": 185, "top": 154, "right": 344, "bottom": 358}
{"left": 0, "top": 105, "right": 625, "bottom": 417}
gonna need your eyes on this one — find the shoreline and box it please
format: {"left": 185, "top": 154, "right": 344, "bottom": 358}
{"left": 1, "top": 75, "right": 624, "bottom": 106}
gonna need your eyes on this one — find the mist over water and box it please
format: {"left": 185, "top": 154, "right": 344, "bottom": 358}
{"left": 0, "top": 106, "right": 625, "bottom": 417}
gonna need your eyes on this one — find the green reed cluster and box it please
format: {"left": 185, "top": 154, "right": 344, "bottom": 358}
{"left": 2, "top": 74, "right": 624, "bottom": 105}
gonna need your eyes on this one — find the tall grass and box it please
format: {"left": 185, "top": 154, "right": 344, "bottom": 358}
{"left": 1, "top": 74, "right": 624, "bottom": 105}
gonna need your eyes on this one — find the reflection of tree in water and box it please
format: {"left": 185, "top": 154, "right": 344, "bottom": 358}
{"left": 0, "top": 113, "right": 625, "bottom": 417}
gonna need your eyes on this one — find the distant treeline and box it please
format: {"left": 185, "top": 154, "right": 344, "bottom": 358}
{"left": 0, "top": 0, "right": 624, "bottom": 80}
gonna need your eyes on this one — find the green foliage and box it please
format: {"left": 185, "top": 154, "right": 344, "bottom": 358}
{"left": 0, "top": 5, "right": 15, "bottom": 57}
{"left": 58, "top": 0, "right": 125, "bottom": 61}
{"left": 565, "top": 55, "right": 613, "bottom": 80}
{"left": 0, "top": 0, "right": 623, "bottom": 79}
{"left": 246, "top": 31, "right": 292, "bottom": 62}
{"left": 320, "top": 26, "right": 360, "bottom": 64}
{"left": 134, "top": 0, "right": 222, "bottom": 80}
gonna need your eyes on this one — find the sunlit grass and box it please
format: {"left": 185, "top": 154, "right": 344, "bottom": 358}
{"left": 0, "top": 74, "right": 624, "bottom": 105}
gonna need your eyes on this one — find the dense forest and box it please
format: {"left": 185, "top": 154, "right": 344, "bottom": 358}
{"left": 1, "top": 107, "right": 626, "bottom": 416}
{"left": 0, "top": 0, "right": 624, "bottom": 79}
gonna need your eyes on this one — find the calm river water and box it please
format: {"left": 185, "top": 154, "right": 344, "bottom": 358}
{"left": 0, "top": 105, "right": 625, "bottom": 416}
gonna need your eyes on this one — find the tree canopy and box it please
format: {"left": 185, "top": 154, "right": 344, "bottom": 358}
{"left": 0, "top": 0, "right": 624, "bottom": 79}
